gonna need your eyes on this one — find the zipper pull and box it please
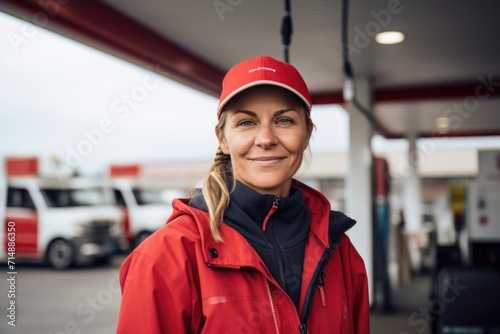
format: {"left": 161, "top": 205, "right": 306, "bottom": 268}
{"left": 299, "top": 324, "right": 308, "bottom": 334}
{"left": 318, "top": 286, "right": 327, "bottom": 308}
{"left": 262, "top": 196, "right": 280, "bottom": 231}
{"left": 318, "top": 272, "right": 327, "bottom": 307}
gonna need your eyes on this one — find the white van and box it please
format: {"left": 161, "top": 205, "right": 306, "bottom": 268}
{"left": 108, "top": 164, "right": 179, "bottom": 248}
{"left": 0, "top": 157, "right": 127, "bottom": 269}
{"left": 111, "top": 178, "right": 175, "bottom": 248}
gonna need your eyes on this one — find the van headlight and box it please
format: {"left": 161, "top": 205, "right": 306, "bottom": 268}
{"left": 72, "top": 222, "right": 87, "bottom": 234}
{"left": 110, "top": 221, "right": 122, "bottom": 236}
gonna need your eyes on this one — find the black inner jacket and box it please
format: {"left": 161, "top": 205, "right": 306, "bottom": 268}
{"left": 189, "top": 181, "right": 311, "bottom": 311}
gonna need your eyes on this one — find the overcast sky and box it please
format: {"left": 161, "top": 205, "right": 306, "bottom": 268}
{"left": 1, "top": 11, "right": 498, "bottom": 177}
{"left": 0, "top": 11, "right": 353, "bottom": 176}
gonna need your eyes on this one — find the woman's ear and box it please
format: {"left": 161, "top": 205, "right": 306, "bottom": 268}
{"left": 216, "top": 129, "right": 230, "bottom": 154}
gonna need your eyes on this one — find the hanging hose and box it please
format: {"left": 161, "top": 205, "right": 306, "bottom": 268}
{"left": 341, "top": 0, "right": 376, "bottom": 125}
{"left": 281, "top": 0, "right": 293, "bottom": 63}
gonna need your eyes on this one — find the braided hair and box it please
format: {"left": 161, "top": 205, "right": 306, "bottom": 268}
{"left": 201, "top": 112, "right": 233, "bottom": 242}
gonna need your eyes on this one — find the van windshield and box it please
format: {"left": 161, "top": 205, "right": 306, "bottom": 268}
{"left": 40, "top": 188, "right": 112, "bottom": 207}
{"left": 132, "top": 188, "right": 164, "bottom": 205}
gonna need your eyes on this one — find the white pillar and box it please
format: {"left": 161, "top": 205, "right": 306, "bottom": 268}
{"left": 403, "top": 133, "right": 422, "bottom": 233}
{"left": 346, "top": 77, "right": 373, "bottom": 304}
{"left": 403, "top": 132, "right": 423, "bottom": 272}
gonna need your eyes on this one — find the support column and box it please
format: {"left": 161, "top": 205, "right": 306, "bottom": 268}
{"left": 346, "top": 77, "right": 373, "bottom": 304}
{"left": 403, "top": 132, "right": 422, "bottom": 272}
{"left": 403, "top": 132, "right": 422, "bottom": 233}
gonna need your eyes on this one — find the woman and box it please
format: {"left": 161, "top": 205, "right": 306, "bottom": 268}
{"left": 116, "top": 55, "right": 370, "bottom": 333}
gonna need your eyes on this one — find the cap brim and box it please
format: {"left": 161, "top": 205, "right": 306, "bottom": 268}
{"left": 217, "top": 80, "right": 312, "bottom": 116}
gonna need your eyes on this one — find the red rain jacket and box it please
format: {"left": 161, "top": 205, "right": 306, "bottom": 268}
{"left": 117, "top": 182, "right": 370, "bottom": 333}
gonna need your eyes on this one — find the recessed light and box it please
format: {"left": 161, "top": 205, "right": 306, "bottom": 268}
{"left": 435, "top": 117, "right": 450, "bottom": 134}
{"left": 375, "top": 31, "right": 405, "bottom": 45}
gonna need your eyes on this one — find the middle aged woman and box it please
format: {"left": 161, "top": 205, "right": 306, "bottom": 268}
{"left": 117, "top": 55, "right": 370, "bottom": 334}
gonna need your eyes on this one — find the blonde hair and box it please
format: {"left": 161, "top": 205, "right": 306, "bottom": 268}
{"left": 201, "top": 112, "right": 233, "bottom": 243}
{"left": 202, "top": 100, "right": 314, "bottom": 243}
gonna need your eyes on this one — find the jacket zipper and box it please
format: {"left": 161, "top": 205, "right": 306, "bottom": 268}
{"left": 299, "top": 245, "right": 336, "bottom": 333}
{"left": 262, "top": 197, "right": 303, "bottom": 333}
{"left": 262, "top": 197, "right": 288, "bottom": 291}
{"left": 264, "top": 276, "right": 280, "bottom": 334}
{"left": 262, "top": 196, "right": 280, "bottom": 231}
{"left": 298, "top": 213, "right": 355, "bottom": 332}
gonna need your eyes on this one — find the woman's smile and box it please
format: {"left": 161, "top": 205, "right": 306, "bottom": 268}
{"left": 249, "top": 156, "right": 286, "bottom": 165}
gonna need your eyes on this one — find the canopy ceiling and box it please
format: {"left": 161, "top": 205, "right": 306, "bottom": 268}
{"left": 2, "top": 0, "right": 499, "bottom": 138}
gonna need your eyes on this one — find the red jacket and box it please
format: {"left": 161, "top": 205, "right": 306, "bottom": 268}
{"left": 117, "top": 182, "right": 370, "bottom": 333}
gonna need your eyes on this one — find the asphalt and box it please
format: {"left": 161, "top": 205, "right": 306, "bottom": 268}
{"left": 370, "top": 274, "right": 432, "bottom": 334}
{"left": 0, "top": 255, "right": 432, "bottom": 334}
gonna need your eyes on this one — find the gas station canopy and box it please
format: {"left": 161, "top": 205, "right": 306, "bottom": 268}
{"left": 1, "top": 0, "right": 500, "bottom": 139}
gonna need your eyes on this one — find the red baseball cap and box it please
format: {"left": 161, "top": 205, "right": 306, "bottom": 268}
{"left": 217, "top": 55, "right": 312, "bottom": 119}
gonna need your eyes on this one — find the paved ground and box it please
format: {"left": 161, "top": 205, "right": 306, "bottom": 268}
{"left": 1, "top": 256, "right": 125, "bottom": 334}
{"left": 371, "top": 275, "right": 432, "bottom": 334}
{"left": 0, "top": 255, "right": 433, "bottom": 334}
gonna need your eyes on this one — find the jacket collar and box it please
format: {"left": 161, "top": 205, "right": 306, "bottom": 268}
{"left": 169, "top": 198, "right": 269, "bottom": 273}
{"left": 169, "top": 180, "right": 355, "bottom": 269}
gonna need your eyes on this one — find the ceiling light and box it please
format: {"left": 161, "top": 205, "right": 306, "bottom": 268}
{"left": 436, "top": 117, "right": 450, "bottom": 134}
{"left": 343, "top": 78, "right": 354, "bottom": 102}
{"left": 375, "top": 31, "right": 405, "bottom": 45}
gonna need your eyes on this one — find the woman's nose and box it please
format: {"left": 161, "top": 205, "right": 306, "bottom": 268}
{"left": 254, "top": 124, "right": 277, "bottom": 148}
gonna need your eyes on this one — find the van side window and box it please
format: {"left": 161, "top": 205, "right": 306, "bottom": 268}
{"left": 7, "top": 187, "right": 36, "bottom": 210}
{"left": 113, "top": 189, "right": 127, "bottom": 207}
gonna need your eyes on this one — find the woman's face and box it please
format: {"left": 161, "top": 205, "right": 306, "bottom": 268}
{"left": 218, "top": 85, "right": 311, "bottom": 198}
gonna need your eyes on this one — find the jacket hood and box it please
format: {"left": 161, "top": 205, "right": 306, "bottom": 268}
{"left": 171, "top": 180, "right": 356, "bottom": 252}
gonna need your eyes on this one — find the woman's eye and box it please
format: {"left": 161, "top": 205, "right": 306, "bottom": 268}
{"left": 237, "top": 120, "right": 255, "bottom": 127}
{"left": 276, "top": 117, "right": 294, "bottom": 125}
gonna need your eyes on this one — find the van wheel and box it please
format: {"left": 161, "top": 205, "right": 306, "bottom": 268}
{"left": 47, "top": 239, "right": 74, "bottom": 270}
{"left": 134, "top": 231, "right": 151, "bottom": 247}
